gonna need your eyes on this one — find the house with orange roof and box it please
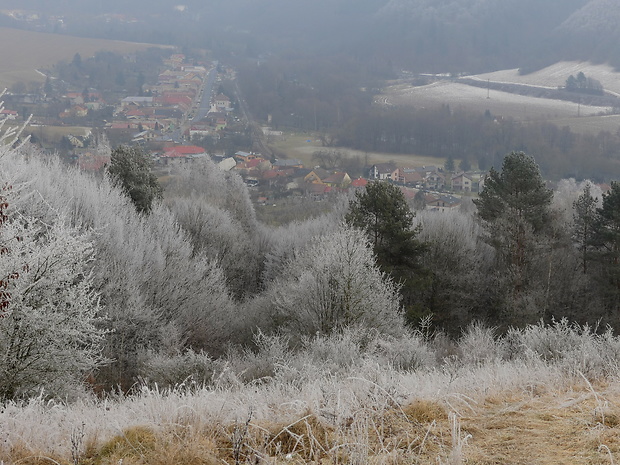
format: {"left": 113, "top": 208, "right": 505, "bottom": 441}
{"left": 304, "top": 168, "right": 330, "bottom": 184}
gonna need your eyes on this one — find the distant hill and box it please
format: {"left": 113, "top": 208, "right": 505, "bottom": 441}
{"left": 552, "top": 0, "right": 620, "bottom": 66}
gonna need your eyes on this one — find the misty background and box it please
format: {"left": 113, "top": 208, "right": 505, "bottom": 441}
{"left": 2, "top": 0, "right": 620, "bottom": 73}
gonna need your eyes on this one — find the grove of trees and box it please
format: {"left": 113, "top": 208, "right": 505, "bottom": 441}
{"left": 5, "top": 129, "right": 620, "bottom": 401}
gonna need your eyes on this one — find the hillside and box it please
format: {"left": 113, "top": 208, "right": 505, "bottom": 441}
{"left": 553, "top": 0, "right": 620, "bottom": 66}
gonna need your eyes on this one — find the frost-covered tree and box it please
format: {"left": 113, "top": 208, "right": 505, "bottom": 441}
{"left": 2, "top": 150, "right": 238, "bottom": 387}
{"left": 165, "top": 160, "right": 263, "bottom": 296}
{"left": 0, "top": 192, "right": 107, "bottom": 400}
{"left": 416, "top": 209, "right": 492, "bottom": 330}
{"left": 268, "top": 226, "right": 404, "bottom": 338}
{"left": 260, "top": 197, "right": 349, "bottom": 285}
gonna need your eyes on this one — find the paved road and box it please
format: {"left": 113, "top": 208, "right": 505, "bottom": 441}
{"left": 167, "top": 63, "right": 218, "bottom": 142}
{"left": 193, "top": 63, "right": 218, "bottom": 122}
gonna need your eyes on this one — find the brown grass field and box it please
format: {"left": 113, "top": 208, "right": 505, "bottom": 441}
{"left": 268, "top": 131, "right": 446, "bottom": 169}
{"left": 0, "top": 27, "right": 165, "bottom": 89}
{"left": 21, "top": 124, "right": 92, "bottom": 142}
{"left": 3, "top": 379, "right": 620, "bottom": 464}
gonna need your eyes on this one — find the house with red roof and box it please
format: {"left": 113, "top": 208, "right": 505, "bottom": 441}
{"left": 159, "top": 145, "right": 208, "bottom": 165}
{"left": 0, "top": 110, "right": 18, "bottom": 120}
{"left": 350, "top": 177, "right": 368, "bottom": 189}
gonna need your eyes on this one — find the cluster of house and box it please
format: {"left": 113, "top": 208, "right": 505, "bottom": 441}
{"left": 369, "top": 162, "right": 478, "bottom": 211}
{"left": 111, "top": 55, "right": 211, "bottom": 141}
{"left": 63, "top": 54, "right": 234, "bottom": 148}
{"left": 150, "top": 147, "right": 476, "bottom": 211}
{"left": 369, "top": 162, "right": 482, "bottom": 193}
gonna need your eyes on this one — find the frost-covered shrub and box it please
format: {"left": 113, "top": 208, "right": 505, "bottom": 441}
{"left": 269, "top": 226, "right": 405, "bottom": 338}
{"left": 507, "top": 319, "right": 620, "bottom": 377}
{"left": 141, "top": 350, "right": 215, "bottom": 388}
{"left": 509, "top": 318, "right": 587, "bottom": 362}
{"left": 300, "top": 326, "right": 376, "bottom": 373}
{"left": 222, "top": 331, "right": 290, "bottom": 383}
{"left": 458, "top": 323, "right": 504, "bottom": 366}
{"left": 375, "top": 332, "right": 436, "bottom": 371}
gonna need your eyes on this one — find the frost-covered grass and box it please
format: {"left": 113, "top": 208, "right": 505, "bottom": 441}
{"left": 3, "top": 321, "right": 620, "bottom": 464}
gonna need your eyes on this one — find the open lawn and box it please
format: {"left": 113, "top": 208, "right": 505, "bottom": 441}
{"left": 0, "top": 27, "right": 165, "bottom": 89}
{"left": 19, "top": 124, "right": 92, "bottom": 143}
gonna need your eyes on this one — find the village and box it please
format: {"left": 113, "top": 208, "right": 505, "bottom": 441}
{"left": 3, "top": 49, "right": 485, "bottom": 213}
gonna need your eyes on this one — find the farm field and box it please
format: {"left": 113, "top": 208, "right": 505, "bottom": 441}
{"left": 22, "top": 124, "right": 93, "bottom": 143}
{"left": 0, "top": 27, "right": 164, "bottom": 89}
{"left": 269, "top": 131, "right": 446, "bottom": 168}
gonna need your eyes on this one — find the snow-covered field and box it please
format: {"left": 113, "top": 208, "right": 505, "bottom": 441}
{"left": 470, "top": 61, "right": 620, "bottom": 96}
{"left": 379, "top": 61, "right": 620, "bottom": 134}
{"left": 381, "top": 81, "right": 612, "bottom": 122}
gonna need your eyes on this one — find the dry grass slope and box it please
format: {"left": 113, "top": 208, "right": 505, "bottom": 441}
{"left": 5, "top": 384, "right": 620, "bottom": 464}
{"left": 4, "top": 321, "right": 620, "bottom": 464}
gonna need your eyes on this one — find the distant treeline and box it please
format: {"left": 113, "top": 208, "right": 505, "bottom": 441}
{"left": 331, "top": 106, "right": 620, "bottom": 182}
